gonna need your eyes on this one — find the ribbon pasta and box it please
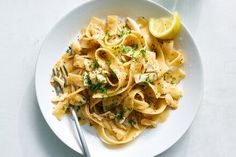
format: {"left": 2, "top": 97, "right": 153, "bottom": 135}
{"left": 50, "top": 16, "right": 186, "bottom": 145}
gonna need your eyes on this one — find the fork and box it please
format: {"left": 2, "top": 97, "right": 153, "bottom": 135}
{"left": 52, "top": 66, "right": 91, "bottom": 157}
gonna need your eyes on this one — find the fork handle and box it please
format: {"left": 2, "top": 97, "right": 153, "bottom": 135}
{"left": 70, "top": 107, "right": 91, "bottom": 157}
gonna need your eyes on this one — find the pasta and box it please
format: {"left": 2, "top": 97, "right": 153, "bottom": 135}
{"left": 50, "top": 16, "right": 186, "bottom": 145}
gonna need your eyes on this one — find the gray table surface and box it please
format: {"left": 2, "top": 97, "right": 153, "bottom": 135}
{"left": 0, "top": 0, "right": 235, "bottom": 156}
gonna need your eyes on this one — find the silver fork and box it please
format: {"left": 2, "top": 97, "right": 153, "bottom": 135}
{"left": 52, "top": 66, "right": 91, "bottom": 157}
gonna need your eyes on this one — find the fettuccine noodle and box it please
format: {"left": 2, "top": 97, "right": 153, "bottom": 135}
{"left": 50, "top": 16, "right": 186, "bottom": 145}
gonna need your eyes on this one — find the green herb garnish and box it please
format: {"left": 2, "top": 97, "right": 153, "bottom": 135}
{"left": 132, "top": 44, "right": 138, "bottom": 50}
{"left": 132, "top": 55, "right": 139, "bottom": 61}
{"left": 74, "top": 106, "right": 80, "bottom": 112}
{"left": 127, "top": 107, "right": 133, "bottom": 111}
{"left": 143, "top": 74, "right": 151, "bottom": 85}
{"left": 103, "top": 104, "right": 116, "bottom": 112}
{"left": 118, "top": 30, "right": 131, "bottom": 38}
{"left": 146, "top": 75, "right": 151, "bottom": 83}
{"left": 83, "top": 72, "right": 109, "bottom": 93}
{"left": 112, "top": 46, "right": 119, "bottom": 50}
{"left": 140, "top": 49, "right": 146, "bottom": 57}
{"left": 105, "top": 32, "right": 111, "bottom": 37}
{"left": 66, "top": 46, "right": 72, "bottom": 54}
{"left": 90, "top": 83, "right": 109, "bottom": 93}
{"left": 170, "top": 77, "right": 177, "bottom": 84}
{"left": 94, "top": 59, "right": 100, "bottom": 69}
{"left": 122, "top": 45, "right": 132, "bottom": 54}
{"left": 114, "top": 110, "right": 124, "bottom": 121}
{"left": 106, "top": 60, "right": 111, "bottom": 66}
{"left": 128, "top": 119, "right": 136, "bottom": 125}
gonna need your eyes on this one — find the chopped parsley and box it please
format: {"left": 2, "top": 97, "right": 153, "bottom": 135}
{"left": 114, "top": 110, "right": 124, "bottom": 121}
{"left": 143, "top": 74, "right": 151, "bottom": 85}
{"left": 105, "top": 32, "right": 112, "bottom": 37}
{"left": 128, "top": 119, "right": 136, "bottom": 125}
{"left": 106, "top": 60, "right": 111, "bottom": 66}
{"left": 74, "top": 106, "right": 80, "bottom": 111}
{"left": 170, "top": 77, "right": 177, "bottom": 84}
{"left": 118, "top": 30, "right": 131, "bottom": 38}
{"left": 121, "top": 44, "right": 138, "bottom": 53}
{"left": 94, "top": 59, "right": 100, "bottom": 69}
{"left": 77, "top": 99, "right": 86, "bottom": 106}
{"left": 66, "top": 46, "right": 72, "bottom": 54}
{"left": 131, "top": 44, "right": 138, "bottom": 50}
{"left": 131, "top": 55, "right": 139, "bottom": 61}
{"left": 140, "top": 49, "right": 146, "bottom": 57}
{"left": 145, "top": 75, "right": 151, "bottom": 83}
{"left": 83, "top": 73, "right": 109, "bottom": 93}
{"left": 89, "top": 83, "right": 109, "bottom": 93}
{"left": 122, "top": 45, "right": 132, "bottom": 54}
{"left": 89, "top": 60, "right": 100, "bottom": 70}
{"left": 103, "top": 104, "right": 116, "bottom": 112}
{"left": 127, "top": 107, "right": 133, "bottom": 111}
{"left": 155, "top": 91, "right": 161, "bottom": 97}
{"left": 112, "top": 46, "right": 119, "bottom": 50}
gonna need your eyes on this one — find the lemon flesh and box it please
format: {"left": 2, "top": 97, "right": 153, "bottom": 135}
{"left": 149, "top": 12, "right": 181, "bottom": 40}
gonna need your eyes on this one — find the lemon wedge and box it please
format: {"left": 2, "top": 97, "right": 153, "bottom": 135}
{"left": 149, "top": 12, "right": 181, "bottom": 40}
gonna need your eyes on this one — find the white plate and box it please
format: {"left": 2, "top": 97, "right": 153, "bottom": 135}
{"left": 35, "top": 0, "right": 204, "bottom": 156}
